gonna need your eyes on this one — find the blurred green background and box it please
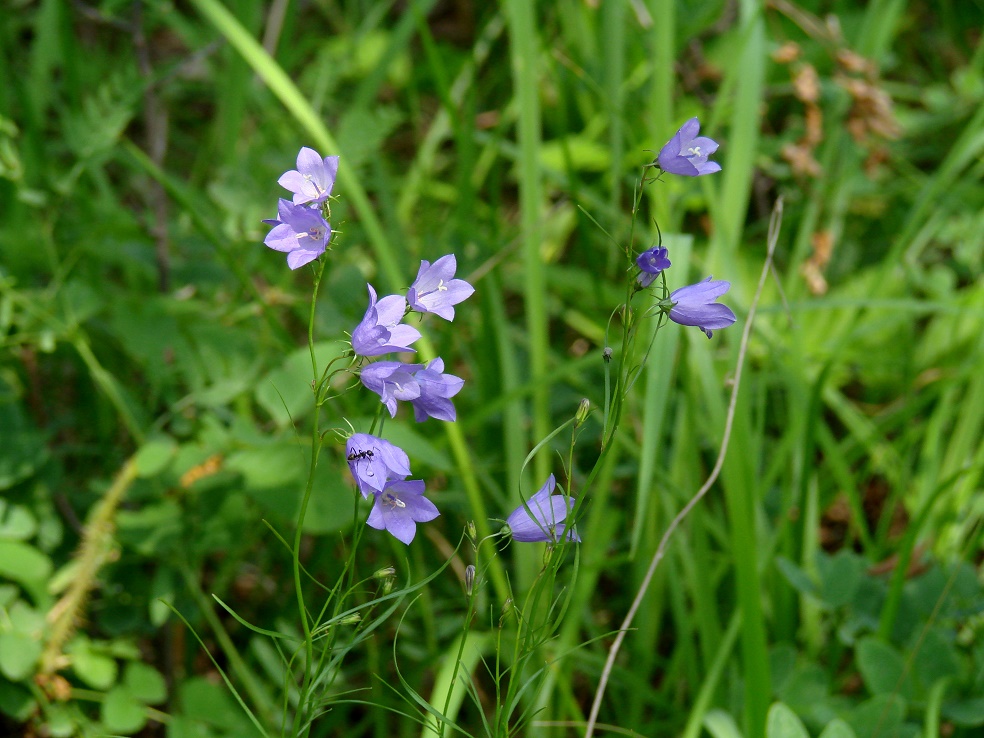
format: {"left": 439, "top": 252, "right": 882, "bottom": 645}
{"left": 1, "top": 0, "right": 982, "bottom": 736}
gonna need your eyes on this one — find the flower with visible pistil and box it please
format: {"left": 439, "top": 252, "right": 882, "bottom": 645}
{"left": 278, "top": 147, "right": 339, "bottom": 205}
{"left": 346, "top": 433, "right": 411, "bottom": 498}
{"left": 262, "top": 199, "right": 331, "bottom": 269}
{"left": 350, "top": 286, "right": 421, "bottom": 358}
{"left": 367, "top": 479, "right": 440, "bottom": 545}
{"left": 505, "top": 474, "right": 580, "bottom": 543}
{"left": 359, "top": 361, "right": 422, "bottom": 418}
{"left": 665, "top": 277, "right": 736, "bottom": 338}
{"left": 636, "top": 246, "right": 671, "bottom": 287}
{"left": 407, "top": 255, "right": 475, "bottom": 321}
{"left": 656, "top": 118, "right": 721, "bottom": 177}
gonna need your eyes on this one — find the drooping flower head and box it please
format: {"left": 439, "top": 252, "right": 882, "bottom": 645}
{"left": 350, "top": 286, "right": 421, "bottom": 357}
{"left": 360, "top": 358, "right": 464, "bottom": 422}
{"left": 359, "top": 361, "right": 422, "bottom": 418}
{"left": 407, "top": 255, "right": 475, "bottom": 321}
{"left": 666, "top": 277, "right": 737, "bottom": 338}
{"left": 656, "top": 118, "right": 721, "bottom": 177}
{"left": 262, "top": 198, "right": 331, "bottom": 269}
{"left": 366, "top": 479, "right": 440, "bottom": 545}
{"left": 278, "top": 147, "right": 340, "bottom": 205}
{"left": 346, "top": 433, "right": 411, "bottom": 498}
{"left": 410, "top": 358, "right": 464, "bottom": 422}
{"left": 636, "top": 246, "right": 672, "bottom": 287}
{"left": 505, "top": 474, "right": 580, "bottom": 543}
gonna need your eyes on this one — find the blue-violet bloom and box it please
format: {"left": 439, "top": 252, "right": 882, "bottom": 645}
{"left": 667, "top": 277, "right": 737, "bottom": 338}
{"left": 360, "top": 361, "right": 422, "bottom": 418}
{"left": 367, "top": 479, "right": 440, "bottom": 545}
{"left": 657, "top": 118, "right": 721, "bottom": 177}
{"left": 410, "top": 358, "right": 464, "bottom": 422}
{"left": 407, "top": 254, "right": 475, "bottom": 321}
{"left": 505, "top": 474, "right": 580, "bottom": 543}
{"left": 636, "top": 246, "right": 672, "bottom": 287}
{"left": 350, "top": 286, "right": 421, "bottom": 357}
{"left": 346, "top": 433, "right": 411, "bottom": 498}
{"left": 278, "top": 147, "right": 340, "bottom": 205}
{"left": 262, "top": 198, "right": 331, "bottom": 269}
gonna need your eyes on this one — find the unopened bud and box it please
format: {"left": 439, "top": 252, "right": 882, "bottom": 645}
{"left": 602, "top": 347, "right": 613, "bottom": 363}
{"left": 466, "top": 521, "right": 477, "bottom": 541}
{"left": 338, "top": 613, "right": 362, "bottom": 625}
{"left": 575, "top": 398, "right": 590, "bottom": 426}
{"left": 464, "top": 565, "right": 475, "bottom": 596}
{"left": 373, "top": 566, "right": 396, "bottom": 580}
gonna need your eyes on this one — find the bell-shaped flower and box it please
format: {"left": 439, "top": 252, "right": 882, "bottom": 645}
{"left": 656, "top": 118, "right": 721, "bottom": 176}
{"left": 367, "top": 479, "right": 440, "bottom": 545}
{"left": 407, "top": 255, "right": 475, "bottom": 321}
{"left": 410, "top": 358, "right": 464, "bottom": 422}
{"left": 636, "top": 246, "right": 671, "bottom": 287}
{"left": 278, "top": 147, "right": 340, "bottom": 205}
{"left": 360, "top": 361, "right": 422, "bottom": 418}
{"left": 505, "top": 474, "right": 580, "bottom": 543}
{"left": 346, "top": 433, "right": 411, "bottom": 498}
{"left": 262, "top": 199, "right": 331, "bottom": 269}
{"left": 666, "top": 277, "right": 737, "bottom": 338}
{"left": 350, "top": 285, "right": 421, "bottom": 357}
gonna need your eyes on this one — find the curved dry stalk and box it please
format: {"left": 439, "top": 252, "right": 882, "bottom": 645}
{"left": 584, "top": 199, "right": 784, "bottom": 737}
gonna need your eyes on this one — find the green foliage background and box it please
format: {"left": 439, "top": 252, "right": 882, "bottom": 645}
{"left": 0, "top": 0, "right": 982, "bottom": 736}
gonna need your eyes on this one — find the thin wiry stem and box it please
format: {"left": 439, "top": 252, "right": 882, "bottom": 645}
{"left": 584, "top": 198, "right": 784, "bottom": 738}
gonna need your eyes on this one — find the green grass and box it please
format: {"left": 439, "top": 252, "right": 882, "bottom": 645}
{"left": 1, "top": 1, "right": 983, "bottom": 737}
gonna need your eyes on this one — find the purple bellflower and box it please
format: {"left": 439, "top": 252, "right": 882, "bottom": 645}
{"left": 366, "top": 479, "right": 440, "bottom": 545}
{"left": 666, "top": 277, "right": 737, "bottom": 338}
{"left": 278, "top": 147, "right": 340, "bottom": 205}
{"left": 505, "top": 474, "right": 580, "bottom": 543}
{"left": 350, "top": 286, "right": 421, "bottom": 357}
{"left": 410, "top": 358, "right": 464, "bottom": 422}
{"left": 360, "top": 361, "right": 422, "bottom": 418}
{"left": 262, "top": 198, "right": 331, "bottom": 269}
{"left": 346, "top": 433, "right": 411, "bottom": 498}
{"left": 656, "top": 118, "right": 721, "bottom": 177}
{"left": 636, "top": 246, "right": 672, "bottom": 287}
{"left": 407, "top": 255, "right": 475, "bottom": 321}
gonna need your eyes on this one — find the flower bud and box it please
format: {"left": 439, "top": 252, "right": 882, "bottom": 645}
{"left": 464, "top": 565, "right": 475, "bottom": 596}
{"left": 373, "top": 566, "right": 396, "bottom": 580}
{"left": 603, "top": 347, "right": 613, "bottom": 363}
{"left": 575, "top": 398, "right": 590, "bottom": 426}
{"left": 338, "top": 613, "right": 362, "bottom": 625}
{"left": 466, "top": 521, "right": 477, "bottom": 541}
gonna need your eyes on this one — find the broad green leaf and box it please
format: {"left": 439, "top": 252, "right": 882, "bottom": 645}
{"left": 134, "top": 436, "right": 177, "bottom": 477}
{"left": 703, "top": 708, "right": 745, "bottom": 738}
{"left": 766, "top": 703, "right": 809, "bottom": 738}
{"left": 944, "top": 697, "right": 984, "bottom": 726}
{"left": 101, "top": 685, "right": 147, "bottom": 734}
{"left": 0, "top": 540, "right": 52, "bottom": 605}
{"left": 846, "top": 694, "right": 906, "bottom": 737}
{"left": 856, "top": 636, "right": 913, "bottom": 698}
{"left": 0, "top": 501, "right": 37, "bottom": 540}
{"left": 124, "top": 662, "right": 167, "bottom": 704}
{"left": 70, "top": 640, "right": 118, "bottom": 690}
{"left": 0, "top": 679, "right": 35, "bottom": 721}
{"left": 817, "top": 719, "right": 857, "bottom": 738}
{"left": 0, "top": 631, "right": 42, "bottom": 681}
{"left": 775, "top": 556, "right": 817, "bottom": 596}
{"left": 817, "top": 550, "right": 863, "bottom": 608}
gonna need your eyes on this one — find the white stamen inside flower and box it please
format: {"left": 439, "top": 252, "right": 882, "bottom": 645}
{"left": 383, "top": 493, "right": 406, "bottom": 509}
{"left": 687, "top": 146, "right": 702, "bottom": 157}
{"left": 437, "top": 279, "right": 448, "bottom": 292}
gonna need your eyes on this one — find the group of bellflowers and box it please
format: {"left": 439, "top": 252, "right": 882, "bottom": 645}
{"left": 261, "top": 117, "right": 733, "bottom": 549}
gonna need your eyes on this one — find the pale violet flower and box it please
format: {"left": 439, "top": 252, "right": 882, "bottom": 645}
{"left": 410, "top": 358, "right": 464, "bottom": 422}
{"left": 262, "top": 199, "right": 331, "bottom": 269}
{"left": 656, "top": 118, "right": 721, "bottom": 176}
{"left": 407, "top": 255, "right": 475, "bottom": 321}
{"left": 360, "top": 361, "right": 422, "bottom": 418}
{"left": 278, "top": 147, "right": 339, "bottom": 204}
{"left": 666, "top": 277, "right": 736, "bottom": 338}
{"left": 346, "top": 433, "right": 411, "bottom": 498}
{"left": 505, "top": 474, "right": 580, "bottom": 543}
{"left": 350, "top": 286, "right": 421, "bottom": 357}
{"left": 367, "top": 479, "right": 440, "bottom": 545}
